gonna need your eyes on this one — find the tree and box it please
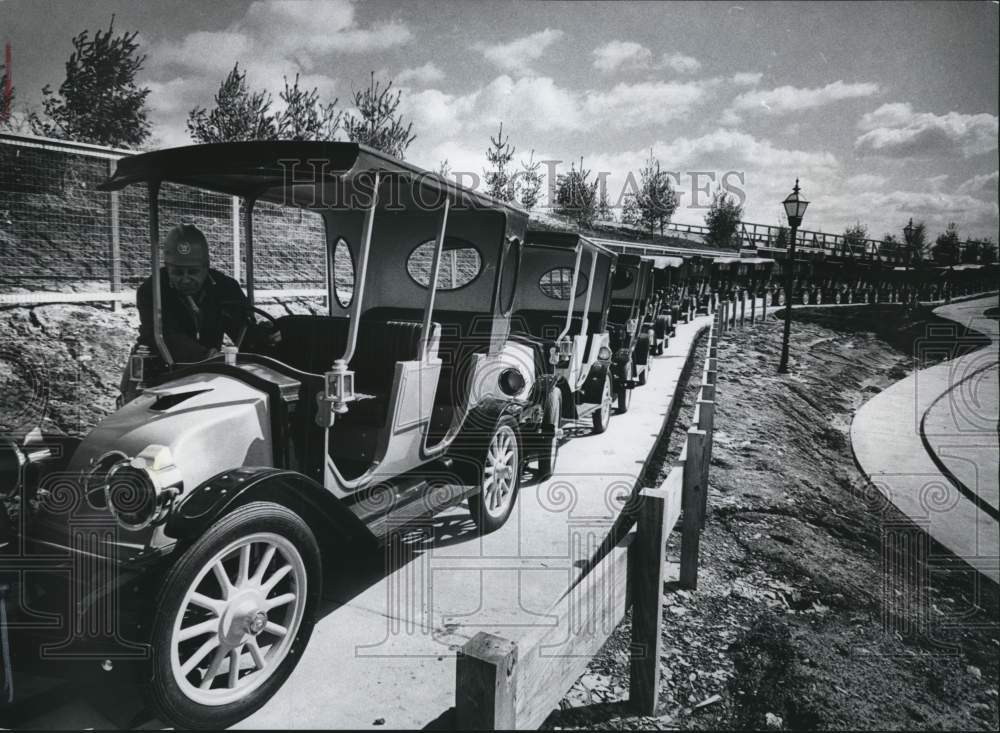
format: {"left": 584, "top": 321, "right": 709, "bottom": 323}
{"left": 437, "top": 159, "right": 451, "bottom": 179}
{"left": 554, "top": 158, "right": 599, "bottom": 227}
{"left": 342, "top": 72, "right": 415, "bottom": 160}
{"left": 902, "top": 220, "right": 928, "bottom": 265}
{"left": 842, "top": 222, "right": 868, "bottom": 258}
{"left": 518, "top": 149, "right": 544, "bottom": 211}
{"left": 596, "top": 186, "right": 613, "bottom": 222}
{"left": 961, "top": 239, "right": 981, "bottom": 264}
{"left": 773, "top": 225, "right": 789, "bottom": 249}
{"left": 704, "top": 189, "right": 743, "bottom": 248}
{"left": 932, "top": 222, "right": 960, "bottom": 265}
{"left": 979, "top": 238, "right": 996, "bottom": 264}
{"left": 879, "top": 233, "right": 898, "bottom": 260}
{"left": 483, "top": 122, "right": 516, "bottom": 202}
{"left": 276, "top": 73, "right": 340, "bottom": 141}
{"left": 620, "top": 193, "right": 640, "bottom": 226}
{"left": 28, "top": 17, "right": 151, "bottom": 148}
{"left": 187, "top": 63, "right": 278, "bottom": 143}
{"left": 634, "top": 151, "right": 678, "bottom": 234}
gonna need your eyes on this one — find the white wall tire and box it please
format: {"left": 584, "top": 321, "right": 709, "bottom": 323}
{"left": 144, "top": 502, "right": 320, "bottom": 730}
{"left": 468, "top": 417, "right": 522, "bottom": 533}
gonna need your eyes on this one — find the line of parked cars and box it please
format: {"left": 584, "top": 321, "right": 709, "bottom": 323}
{"left": 0, "top": 142, "right": 716, "bottom": 728}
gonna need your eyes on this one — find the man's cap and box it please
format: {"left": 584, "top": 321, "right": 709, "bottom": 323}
{"left": 164, "top": 224, "right": 210, "bottom": 266}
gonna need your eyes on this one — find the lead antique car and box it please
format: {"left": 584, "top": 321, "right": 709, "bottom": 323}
{"left": 509, "top": 230, "right": 619, "bottom": 477}
{"left": 0, "top": 141, "right": 548, "bottom": 728}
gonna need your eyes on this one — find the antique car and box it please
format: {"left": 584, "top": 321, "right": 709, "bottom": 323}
{"left": 643, "top": 255, "right": 684, "bottom": 355}
{"left": 606, "top": 254, "right": 655, "bottom": 410}
{"left": 0, "top": 141, "right": 547, "bottom": 728}
{"left": 509, "top": 231, "right": 618, "bottom": 477}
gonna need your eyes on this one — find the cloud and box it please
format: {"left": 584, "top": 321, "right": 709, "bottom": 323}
{"left": 661, "top": 52, "right": 701, "bottom": 74}
{"left": 855, "top": 103, "right": 998, "bottom": 159}
{"left": 592, "top": 40, "right": 653, "bottom": 72}
{"left": 582, "top": 80, "right": 717, "bottom": 127}
{"left": 396, "top": 63, "right": 445, "bottom": 85}
{"left": 728, "top": 80, "right": 879, "bottom": 116}
{"left": 732, "top": 72, "right": 763, "bottom": 87}
{"left": 477, "top": 29, "right": 564, "bottom": 76}
{"left": 956, "top": 171, "right": 999, "bottom": 196}
{"left": 845, "top": 173, "right": 887, "bottom": 189}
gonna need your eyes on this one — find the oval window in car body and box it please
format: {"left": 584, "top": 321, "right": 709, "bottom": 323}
{"left": 407, "top": 237, "right": 483, "bottom": 290}
{"left": 539, "top": 267, "right": 589, "bottom": 301}
{"left": 331, "top": 237, "right": 354, "bottom": 308}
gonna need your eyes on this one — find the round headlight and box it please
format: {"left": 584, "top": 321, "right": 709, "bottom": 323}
{"left": 498, "top": 367, "right": 526, "bottom": 397}
{"left": 597, "top": 346, "right": 612, "bottom": 361}
{"left": 105, "top": 463, "right": 159, "bottom": 531}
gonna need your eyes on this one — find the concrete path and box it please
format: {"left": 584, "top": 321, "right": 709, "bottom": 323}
{"left": 5, "top": 312, "right": 715, "bottom": 730}
{"left": 851, "top": 295, "right": 999, "bottom": 583}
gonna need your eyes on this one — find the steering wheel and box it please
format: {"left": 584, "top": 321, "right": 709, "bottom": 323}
{"left": 235, "top": 307, "right": 281, "bottom": 350}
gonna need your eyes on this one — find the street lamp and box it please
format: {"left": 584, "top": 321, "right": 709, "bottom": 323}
{"left": 777, "top": 179, "right": 808, "bottom": 373}
{"left": 902, "top": 218, "right": 914, "bottom": 305}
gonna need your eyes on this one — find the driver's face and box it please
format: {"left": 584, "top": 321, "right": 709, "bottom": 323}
{"left": 166, "top": 262, "right": 209, "bottom": 296}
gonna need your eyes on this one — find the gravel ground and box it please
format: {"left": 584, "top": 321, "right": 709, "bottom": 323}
{"left": 544, "top": 305, "right": 999, "bottom": 731}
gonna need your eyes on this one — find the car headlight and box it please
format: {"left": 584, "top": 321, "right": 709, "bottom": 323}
{"left": 498, "top": 367, "right": 526, "bottom": 397}
{"left": 597, "top": 346, "right": 612, "bottom": 361}
{"left": 104, "top": 444, "right": 182, "bottom": 531}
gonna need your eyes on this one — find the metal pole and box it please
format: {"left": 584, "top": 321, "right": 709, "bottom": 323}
{"left": 778, "top": 221, "right": 799, "bottom": 373}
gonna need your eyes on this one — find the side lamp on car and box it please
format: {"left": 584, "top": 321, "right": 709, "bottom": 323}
{"left": 597, "top": 346, "right": 613, "bottom": 361}
{"left": 317, "top": 359, "right": 357, "bottom": 427}
{"left": 105, "top": 444, "right": 182, "bottom": 531}
{"left": 626, "top": 318, "right": 638, "bottom": 335}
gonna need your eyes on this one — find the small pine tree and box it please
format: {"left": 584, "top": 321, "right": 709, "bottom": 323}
{"left": 704, "top": 189, "right": 743, "bottom": 248}
{"left": 436, "top": 159, "right": 451, "bottom": 179}
{"left": 620, "top": 193, "right": 640, "bottom": 227}
{"left": 879, "top": 233, "right": 898, "bottom": 260}
{"left": 276, "top": 74, "right": 340, "bottom": 141}
{"left": 596, "top": 186, "right": 613, "bottom": 222}
{"left": 483, "top": 122, "right": 516, "bottom": 202}
{"left": 342, "top": 72, "right": 415, "bottom": 160}
{"left": 554, "top": 158, "right": 598, "bottom": 228}
{"left": 187, "top": 63, "right": 278, "bottom": 143}
{"left": 635, "top": 151, "right": 678, "bottom": 234}
{"left": 28, "top": 16, "right": 151, "bottom": 148}
{"left": 518, "top": 149, "right": 543, "bottom": 211}
{"left": 932, "top": 222, "right": 961, "bottom": 265}
{"left": 842, "top": 222, "right": 868, "bottom": 258}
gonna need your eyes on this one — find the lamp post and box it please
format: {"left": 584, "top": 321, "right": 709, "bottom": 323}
{"left": 777, "top": 179, "right": 809, "bottom": 374}
{"left": 903, "top": 218, "right": 914, "bottom": 305}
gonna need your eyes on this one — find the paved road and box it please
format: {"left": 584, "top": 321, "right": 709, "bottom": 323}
{"left": 851, "top": 294, "right": 999, "bottom": 583}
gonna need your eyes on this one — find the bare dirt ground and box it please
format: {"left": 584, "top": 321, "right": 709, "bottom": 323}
{"left": 545, "top": 305, "right": 999, "bottom": 731}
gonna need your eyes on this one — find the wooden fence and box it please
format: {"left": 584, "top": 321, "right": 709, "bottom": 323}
{"left": 454, "top": 303, "right": 739, "bottom": 728}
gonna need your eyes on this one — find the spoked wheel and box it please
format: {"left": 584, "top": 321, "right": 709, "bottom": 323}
{"left": 536, "top": 390, "right": 561, "bottom": 481}
{"left": 592, "top": 375, "right": 612, "bottom": 434}
{"left": 468, "top": 416, "right": 522, "bottom": 533}
{"left": 145, "top": 502, "right": 320, "bottom": 730}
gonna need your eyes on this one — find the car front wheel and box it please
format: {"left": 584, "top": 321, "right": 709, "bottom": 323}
{"left": 592, "top": 375, "right": 612, "bottom": 434}
{"left": 144, "top": 502, "right": 321, "bottom": 730}
{"left": 468, "top": 416, "right": 522, "bottom": 533}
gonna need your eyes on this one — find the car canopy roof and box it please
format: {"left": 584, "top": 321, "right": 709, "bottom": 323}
{"left": 98, "top": 141, "right": 528, "bottom": 238}
{"left": 525, "top": 229, "right": 617, "bottom": 257}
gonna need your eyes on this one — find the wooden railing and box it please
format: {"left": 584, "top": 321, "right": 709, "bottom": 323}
{"left": 454, "top": 306, "right": 735, "bottom": 727}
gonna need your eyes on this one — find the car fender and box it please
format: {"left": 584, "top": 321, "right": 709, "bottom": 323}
{"left": 165, "top": 467, "right": 372, "bottom": 547}
{"left": 581, "top": 361, "right": 610, "bottom": 403}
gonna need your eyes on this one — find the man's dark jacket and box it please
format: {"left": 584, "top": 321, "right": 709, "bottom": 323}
{"left": 136, "top": 268, "right": 253, "bottom": 362}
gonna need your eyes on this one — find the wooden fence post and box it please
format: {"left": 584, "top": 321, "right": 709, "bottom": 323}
{"left": 628, "top": 486, "right": 669, "bottom": 715}
{"left": 696, "top": 396, "right": 715, "bottom": 528}
{"left": 679, "top": 428, "right": 708, "bottom": 589}
{"left": 456, "top": 632, "right": 518, "bottom": 730}
{"left": 740, "top": 290, "right": 747, "bottom": 327}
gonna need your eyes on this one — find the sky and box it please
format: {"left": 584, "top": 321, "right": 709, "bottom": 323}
{"left": 3, "top": 0, "right": 998, "bottom": 240}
